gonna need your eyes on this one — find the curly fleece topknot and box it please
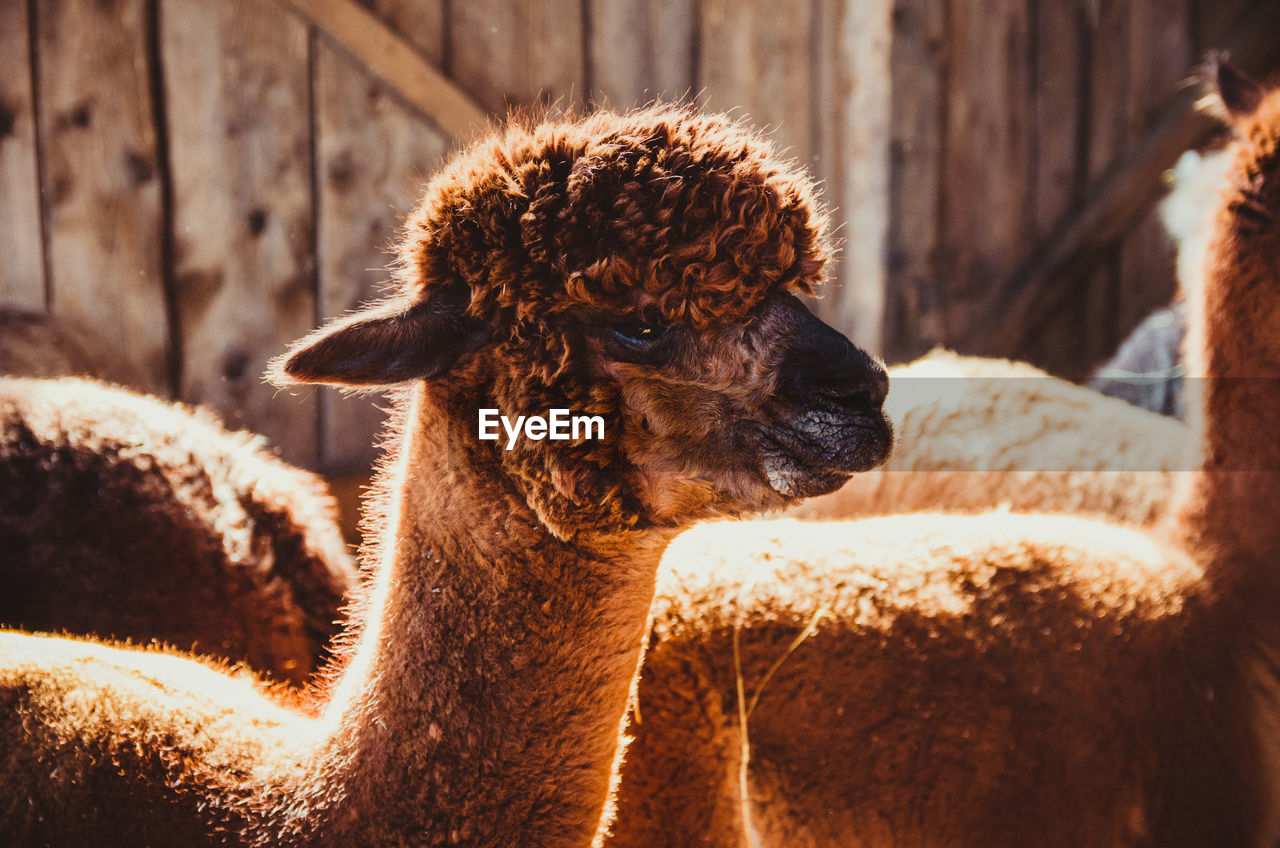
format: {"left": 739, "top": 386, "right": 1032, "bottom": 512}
{"left": 395, "top": 105, "right": 832, "bottom": 330}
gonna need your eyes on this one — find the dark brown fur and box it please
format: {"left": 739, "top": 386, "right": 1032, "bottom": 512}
{"left": 401, "top": 106, "right": 828, "bottom": 332}
{"left": 0, "top": 377, "right": 356, "bottom": 686}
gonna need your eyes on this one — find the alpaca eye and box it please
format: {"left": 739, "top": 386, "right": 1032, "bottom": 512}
{"left": 610, "top": 315, "right": 670, "bottom": 345}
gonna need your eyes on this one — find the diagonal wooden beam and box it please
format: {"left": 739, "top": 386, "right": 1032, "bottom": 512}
{"left": 973, "top": 0, "right": 1280, "bottom": 357}
{"left": 276, "top": 0, "right": 489, "bottom": 140}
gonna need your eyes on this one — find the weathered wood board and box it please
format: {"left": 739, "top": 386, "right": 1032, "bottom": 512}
{"left": 812, "top": 0, "right": 893, "bottom": 351}
{"left": 449, "top": 0, "right": 586, "bottom": 113}
{"left": 161, "top": 0, "right": 316, "bottom": 463}
{"left": 881, "top": 0, "right": 945, "bottom": 362}
{"left": 357, "top": 0, "right": 447, "bottom": 67}
{"left": 1076, "top": 0, "right": 1134, "bottom": 371}
{"left": 698, "top": 0, "right": 817, "bottom": 164}
{"left": 586, "top": 0, "right": 697, "bottom": 108}
{"left": 1117, "top": 0, "right": 1189, "bottom": 340}
{"left": 1016, "top": 0, "right": 1088, "bottom": 375}
{"left": 940, "top": 0, "right": 1031, "bottom": 355}
{"left": 314, "top": 37, "right": 451, "bottom": 471}
{"left": 0, "top": 0, "right": 46, "bottom": 309}
{"left": 1193, "top": 0, "right": 1253, "bottom": 55}
{"left": 35, "top": 0, "right": 169, "bottom": 392}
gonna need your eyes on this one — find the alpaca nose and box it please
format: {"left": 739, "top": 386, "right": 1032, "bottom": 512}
{"left": 767, "top": 292, "right": 888, "bottom": 410}
{"left": 786, "top": 343, "right": 888, "bottom": 409}
{"left": 780, "top": 303, "right": 888, "bottom": 409}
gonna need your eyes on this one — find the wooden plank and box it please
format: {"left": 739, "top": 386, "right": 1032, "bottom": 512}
{"left": 162, "top": 0, "right": 317, "bottom": 464}
{"left": 1116, "top": 0, "right": 1189, "bottom": 340}
{"left": 35, "top": 0, "right": 169, "bottom": 393}
{"left": 1085, "top": 0, "right": 1132, "bottom": 184}
{"left": 280, "top": 0, "right": 487, "bottom": 136}
{"left": 940, "top": 0, "right": 1032, "bottom": 354}
{"left": 0, "top": 0, "right": 46, "bottom": 309}
{"left": 1032, "top": 0, "right": 1085, "bottom": 238}
{"left": 1193, "top": 0, "right": 1252, "bottom": 54}
{"left": 448, "top": 0, "right": 586, "bottom": 114}
{"left": 1118, "top": 213, "right": 1177, "bottom": 326}
{"left": 1019, "top": 0, "right": 1086, "bottom": 374}
{"left": 1129, "top": 0, "right": 1194, "bottom": 133}
{"left": 979, "top": 0, "right": 1280, "bottom": 359}
{"left": 880, "top": 0, "right": 946, "bottom": 362}
{"left": 814, "top": 0, "right": 892, "bottom": 352}
{"left": 1075, "top": 0, "right": 1133, "bottom": 374}
{"left": 356, "top": 0, "right": 446, "bottom": 67}
{"left": 699, "top": 0, "right": 893, "bottom": 343}
{"left": 698, "top": 0, "right": 817, "bottom": 163}
{"left": 315, "top": 39, "right": 451, "bottom": 472}
{"left": 808, "top": 0, "right": 840, "bottom": 336}
{"left": 586, "top": 0, "right": 698, "bottom": 108}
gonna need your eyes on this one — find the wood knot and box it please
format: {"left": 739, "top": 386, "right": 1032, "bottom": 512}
{"left": 222, "top": 351, "right": 250, "bottom": 381}
{"left": 247, "top": 207, "right": 269, "bottom": 237}
{"left": 122, "top": 150, "right": 154, "bottom": 186}
{"left": 0, "top": 99, "right": 16, "bottom": 140}
{"left": 69, "top": 102, "right": 92, "bottom": 129}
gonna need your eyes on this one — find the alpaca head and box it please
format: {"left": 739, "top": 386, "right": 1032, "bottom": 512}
{"left": 1203, "top": 63, "right": 1280, "bottom": 376}
{"left": 275, "top": 106, "right": 891, "bottom": 539}
{"left": 1214, "top": 62, "right": 1279, "bottom": 242}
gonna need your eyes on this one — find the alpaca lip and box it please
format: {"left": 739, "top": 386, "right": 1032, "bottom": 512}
{"left": 755, "top": 401, "right": 893, "bottom": 498}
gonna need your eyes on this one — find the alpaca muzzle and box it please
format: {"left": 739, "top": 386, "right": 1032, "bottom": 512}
{"left": 757, "top": 295, "right": 893, "bottom": 498}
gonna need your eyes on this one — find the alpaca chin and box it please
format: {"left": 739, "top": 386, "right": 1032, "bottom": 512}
{"left": 759, "top": 451, "right": 849, "bottom": 500}
{"left": 761, "top": 455, "right": 806, "bottom": 497}
{"left": 758, "top": 405, "right": 892, "bottom": 498}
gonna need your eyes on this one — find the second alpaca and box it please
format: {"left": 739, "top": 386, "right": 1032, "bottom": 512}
{"left": 609, "top": 63, "right": 1280, "bottom": 847}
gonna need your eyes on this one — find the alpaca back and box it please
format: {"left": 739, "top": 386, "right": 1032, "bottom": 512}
{"left": 613, "top": 514, "right": 1270, "bottom": 847}
{"left": 0, "top": 377, "right": 356, "bottom": 685}
{"left": 0, "top": 632, "right": 308, "bottom": 845}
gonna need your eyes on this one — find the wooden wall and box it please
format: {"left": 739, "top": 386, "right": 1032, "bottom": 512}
{"left": 882, "top": 0, "right": 1280, "bottom": 377}
{"left": 2, "top": 0, "right": 1277, "bottom": 473}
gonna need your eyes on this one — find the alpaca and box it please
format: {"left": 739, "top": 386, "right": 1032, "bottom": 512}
{"left": 0, "top": 99, "right": 1217, "bottom": 848}
{"left": 0, "top": 106, "right": 891, "bottom": 847}
{"left": 1088, "top": 148, "right": 1232, "bottom": 418}
{"left": 790, "top": 348, "right": 1189, "bottom": 525}
{"left": 0, "top": 376, "right": 357, "bottom": 686}
{"left": 1089, "top": 303, "right": 1187, "bottom": 416}
{"left": 605, "top": 62, "right": 1280, "bottom": 847}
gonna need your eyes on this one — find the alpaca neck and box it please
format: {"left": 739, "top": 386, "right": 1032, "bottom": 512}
{"left": 1174, "top": 215, "right": 1280, "bottom": 586}
{"left": 301, "top": 384, "right": 671, "bottom": 846}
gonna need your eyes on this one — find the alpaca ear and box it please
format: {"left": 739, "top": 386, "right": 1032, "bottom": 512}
{"left": 270, "top": 288, "right": 489, "bottom": 387}
{"left": 1214, "top": 58, "right": 1264, "bottom": 119}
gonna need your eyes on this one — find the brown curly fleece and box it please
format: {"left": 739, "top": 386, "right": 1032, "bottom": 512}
{"left": 402, "top": 105, "right": 828, "bottom": 332}
{"left": 0, "top": 103, "right": 877, "bottom": 848}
